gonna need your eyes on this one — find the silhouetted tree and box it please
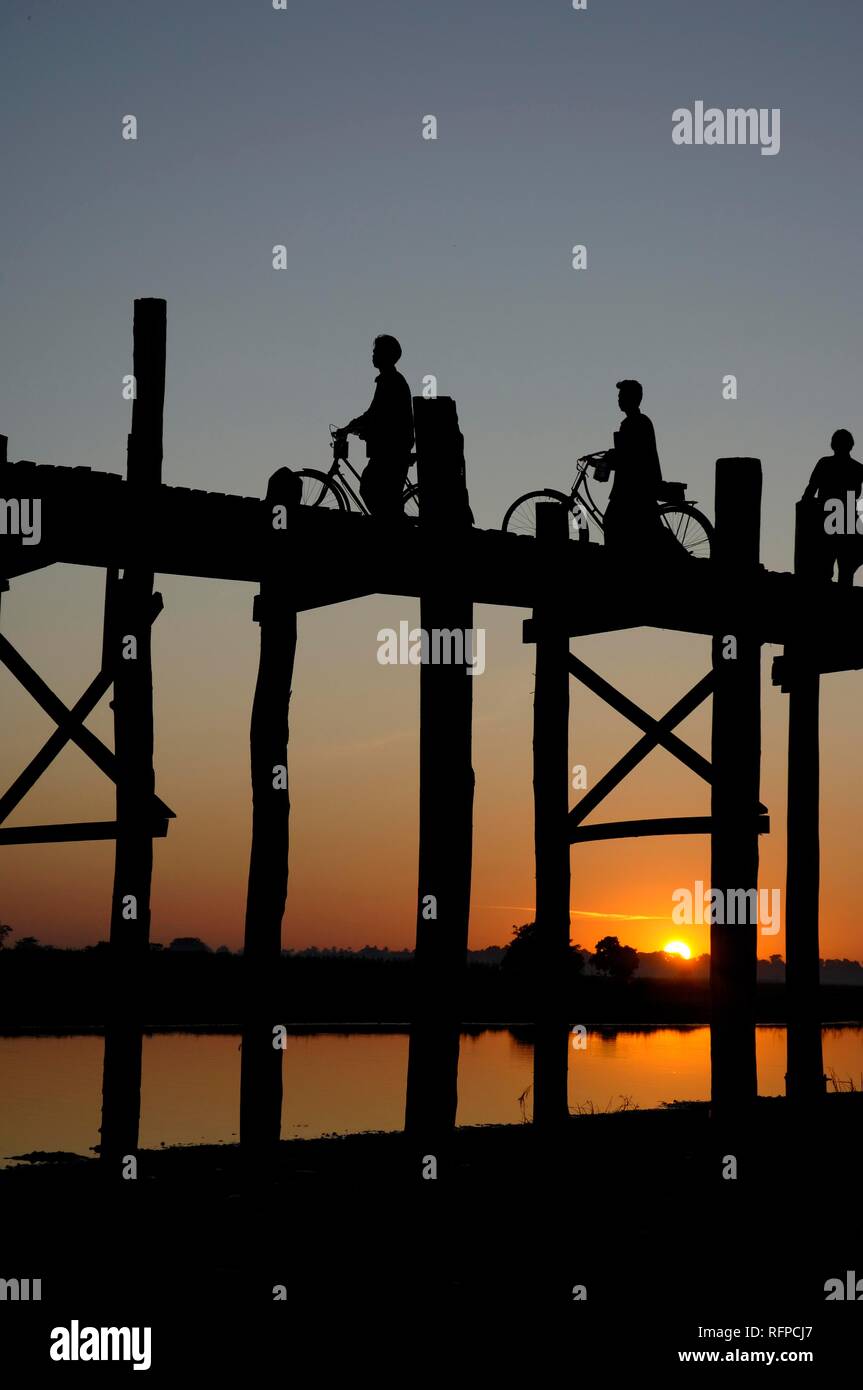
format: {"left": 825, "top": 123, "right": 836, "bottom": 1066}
{"left": 502, "top": 922, "right": 586, "bottom": 975}
{"left": 593, "top": 935, "right": 638, "bottom": 982}
{"left": 13, "top": 935, "right": 41, "bottom": 951}
{"left": 0, "top": 923, "right": 12, "bottom": 949}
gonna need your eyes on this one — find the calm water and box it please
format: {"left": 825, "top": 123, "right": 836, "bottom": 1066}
{"left": 1, "top": 1026, "right": 861, "bottom": 1165}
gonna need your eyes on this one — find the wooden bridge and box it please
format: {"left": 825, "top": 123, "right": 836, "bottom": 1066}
{"left": 1, "top": 298, "right": 859, "bottom": 1159}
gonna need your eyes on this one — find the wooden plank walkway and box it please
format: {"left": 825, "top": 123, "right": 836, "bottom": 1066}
{"left": 2, "top": 458, "right": 863, "bottom": 668}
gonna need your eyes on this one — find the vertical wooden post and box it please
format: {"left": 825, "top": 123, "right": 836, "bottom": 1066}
{"left": 710, "top": 458, "right": 762, "bottom": 1112}
{"left": 1, "top": 443, "right": 13, "bottom": 896}
{"left": 0, "top": 427, "right": 8, "bottom": 614}
{"left": 1, "top": 438, "right": 9, "bottom": 617}
{"left": 239, "top": 468, "right": 300, "bottom": 1151}
{"left": 100, "top": 298, "right": 165, "bottom": 1165}
{"left": 0, "top": 435, "right": 8, "bottom": 623}
{"left": 404, "top": 398, "right": 475, "bottom": 1142}
{"left": 784, "top": 502, "right": 825, "bottom": 1102}
{"left": 531, "top": 501, "right": 571, "bottom": 1129}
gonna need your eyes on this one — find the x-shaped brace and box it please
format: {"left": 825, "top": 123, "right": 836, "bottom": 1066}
{"left": 568, "top": 654, "right": 766, "bottom": 832}
{"left": 0, "top": 598, "right": 173, "bottom": 836}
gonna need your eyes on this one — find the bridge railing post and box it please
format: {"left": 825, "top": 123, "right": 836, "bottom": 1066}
{"left": 0, "top": 433, "right": 8, "bottom": 625}
{"left": 783, "top": 501, "right": 825, "bottom": 1103}
{"left": 404, "top": 397, "right": 475, "bottom": 1146}
{"left": 531, "top": 501, "right": 571, "bottom": 1130}
{"left": 239, "top": 468, "right": 301, "bottom": 1154}
{"left": 709, "top": 458, "right": 762, "bottom": 1114}
{"left": 100, "top": 298, "right": 166, "bottom": 1168}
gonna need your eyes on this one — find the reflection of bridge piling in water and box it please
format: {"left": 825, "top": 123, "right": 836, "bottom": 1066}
{"left": 2, "top": 299, "right": 862, "bottom": 1159}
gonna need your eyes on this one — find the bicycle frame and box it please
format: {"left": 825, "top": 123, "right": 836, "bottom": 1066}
{"left": 325, "top": 429, "right": 417, "bottom": 516}
{"left": 327, "top": 455, "right": 369, "bottom": 514}
{"left": 571, "top": 457, "right": 607, "bottom": 533}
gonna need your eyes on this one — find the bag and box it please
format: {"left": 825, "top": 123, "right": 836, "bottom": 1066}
{"left": 656, "top": 480, "right": 686, "bottom": 503}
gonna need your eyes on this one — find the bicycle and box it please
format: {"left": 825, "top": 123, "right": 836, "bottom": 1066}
{"left": 293, "top": 427, "right": 420, "bottom": 517}
{"left": 501, "top": 450, "right": 714, "bottom": 559}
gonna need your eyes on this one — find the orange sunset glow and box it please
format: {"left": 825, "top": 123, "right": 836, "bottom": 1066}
{"left": 2, "top": 571, "right": 862, "bottom": 962}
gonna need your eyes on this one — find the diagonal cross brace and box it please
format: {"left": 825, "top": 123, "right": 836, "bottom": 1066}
{"left": 0, "top": 631, "right": 173, "bottom": 825}
{"left": 567, "top": 655, "right": 766, "bottom": 830}
{"left": 0, "top": 666, "right": 113, "bottom": 823}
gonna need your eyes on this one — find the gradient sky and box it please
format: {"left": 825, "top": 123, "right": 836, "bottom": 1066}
{"left": 2, "top": 0, "right": 862, "bottom": 957}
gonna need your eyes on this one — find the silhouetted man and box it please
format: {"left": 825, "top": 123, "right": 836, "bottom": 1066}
{"left": 336, "top": 335, "right": 414, "bottom": 520}
{"left": 802, "top": 429, "right": 863, "bottom": 585}
{"left": 602, "top": 379, "right": 665, "bottom": 554}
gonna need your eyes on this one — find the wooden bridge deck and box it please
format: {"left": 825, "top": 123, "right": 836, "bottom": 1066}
{"left": 2, "top": 459, "right": 862, "bottom": 670}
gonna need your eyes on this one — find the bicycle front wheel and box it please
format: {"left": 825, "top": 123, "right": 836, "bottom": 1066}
{"left": 402, "top": 482, "right": 421, "bottom": 519}
{"left": 501, "top": 489, "right": 584, "bottom": 537}
{"left": 658, "top": 503, "right": 714, "bottom": 560}
{"left": 295, "top": 469, "right": 348, "bottom": 510}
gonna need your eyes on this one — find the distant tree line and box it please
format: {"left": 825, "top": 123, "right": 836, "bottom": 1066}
{"left": 2, "top": 919, "right": 862, "bottom": 986}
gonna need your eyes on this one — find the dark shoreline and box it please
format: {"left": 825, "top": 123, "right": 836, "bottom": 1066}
{"left": 2, "top": 1097, "right": 860, "bottom": 1357}
{"left": 2, "top": 1018, "right": 862, "bottom": 1038}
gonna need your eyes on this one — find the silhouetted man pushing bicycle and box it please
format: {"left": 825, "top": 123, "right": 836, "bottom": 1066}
{"left": 600, "top": 379, "right": 667, "bottom": 555}
{"left": 335, "top": 335, "right": 414, "bottom": 521}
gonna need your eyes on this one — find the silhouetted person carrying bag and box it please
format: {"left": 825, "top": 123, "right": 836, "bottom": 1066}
{"left": 601, "top": 379, "right": 668, "bottom": 560}
{"left": 802, "top": 429, "right": 863, "bottom": 586}
{"left": 335, "top": 335, "right": 414, "bottom": 521}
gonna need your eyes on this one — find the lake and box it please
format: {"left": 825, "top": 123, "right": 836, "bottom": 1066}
{"left": 1, "top": 1025, "right": 861, "bottom": 1165}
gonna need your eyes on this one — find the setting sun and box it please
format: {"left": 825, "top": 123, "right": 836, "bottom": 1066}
{"left": 663, "top": 940, "right": 692, "bottom": 960}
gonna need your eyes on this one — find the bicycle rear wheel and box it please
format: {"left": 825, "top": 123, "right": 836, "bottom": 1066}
{"left": 658, "top": 503, "right": 713, "bottom": 560}
{"left": 501, "top": 489, "right": 584, "bottom": 537}
{"left": 295, "top": 469, "right": 347, "bottom": 510}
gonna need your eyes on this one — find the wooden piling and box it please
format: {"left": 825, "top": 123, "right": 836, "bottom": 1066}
{"left": 0, "top": 433, "right": 8, "bottom": 621}
{"left": 100, "top": 298, "right": 166, "bottom": 1165}
{"left": 709, "top": 458, "right": 762, "bottom": 1112}
{"left": 784, "top": 501, "right": 825, "bottom": 1102}
{"left": 531, "top": 501, "right": 571, "bottom": 1129}
{"left": 404, "top": 398, "right": 475, "bottom": 1142}
{"left": 0, "top": 430, "right": 8, "bottom": 615}
{"left": 239, "top": 468, "right": 300, "bottom": 1151}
